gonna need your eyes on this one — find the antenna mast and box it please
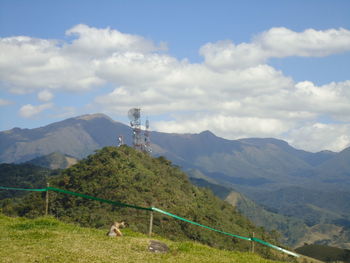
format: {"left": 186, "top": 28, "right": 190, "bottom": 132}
{"left": 127, "top": 108, "right": 152, "bottom": 153}
{"left": 144, "top": 118, "right": 152, "bottom": 153}
{"left": 128, "top": 108, "right": 142, "bottom": 151}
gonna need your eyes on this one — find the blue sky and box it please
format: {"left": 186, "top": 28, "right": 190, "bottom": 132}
{"left": 1, "top": 0, "right": 350, "bottom": 152}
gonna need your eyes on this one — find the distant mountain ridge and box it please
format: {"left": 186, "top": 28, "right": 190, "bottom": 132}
{"left": 0, "top": 113, "right": 339, "bottom": 165}
{"left": 0, "top": 113, "right": 130, "bottom": 163}
{"left": 1, "top": 113, "right": 350, "bottom": 248}
{"left": 1, "top": 113, "right": 349, "bottom": 195}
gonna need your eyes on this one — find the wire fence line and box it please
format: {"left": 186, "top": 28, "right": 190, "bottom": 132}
{"left": 0, "top": 186, "right": 299, "bottom": 257}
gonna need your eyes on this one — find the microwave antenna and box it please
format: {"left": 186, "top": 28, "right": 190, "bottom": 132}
{"left": 128, "top": 108, "right": 142, "bottom": 150}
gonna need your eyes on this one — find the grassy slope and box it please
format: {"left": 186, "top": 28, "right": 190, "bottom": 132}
{"left": 0, "top": 213, "right": 286, "bottom": 263}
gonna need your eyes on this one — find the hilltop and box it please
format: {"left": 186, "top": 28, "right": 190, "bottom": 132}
{"left": 1, "top": 146, "right": 284, "bottom": 259}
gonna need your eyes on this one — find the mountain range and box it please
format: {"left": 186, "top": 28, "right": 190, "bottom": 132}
{"left": 1, "top": 113, "right": 349, "bottom": 248}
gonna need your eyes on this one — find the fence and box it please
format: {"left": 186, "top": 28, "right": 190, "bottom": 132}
{"left": 0, "top": 185, "right": 299, "bottom": 257}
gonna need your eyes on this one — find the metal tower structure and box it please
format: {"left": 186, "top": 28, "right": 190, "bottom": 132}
{"left": 144, "top": 118, "right": 152, "bottom": 153}
{"left": 128, "top": 108, "right": 142, "bottom": 151}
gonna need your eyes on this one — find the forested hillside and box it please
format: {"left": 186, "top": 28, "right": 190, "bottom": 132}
{"left": 1, "top": 146, "right": 283, "bottom": 259}
{"left": 0, "top": 163, "right": 56, "bottom": 199}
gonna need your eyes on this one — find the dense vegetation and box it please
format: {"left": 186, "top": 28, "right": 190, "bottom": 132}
{"left": 0, "top": 213, "right": 290, "bottom": 263}
{"left": 1, "top": 146, "right": 286, "bottom": 259}
{"left": 0, "top": 163, "right": 56, "bottom": 199}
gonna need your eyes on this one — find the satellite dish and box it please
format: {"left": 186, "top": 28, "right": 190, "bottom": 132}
{"left": 128, "top": 108, "right": 140, "bottom": 121}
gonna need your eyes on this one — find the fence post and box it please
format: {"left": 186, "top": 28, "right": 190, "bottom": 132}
{"left": 148, "top": 206, "right": 154, "bottom": 236}
{"left": 251, "top": 232, "right": 255, "bottom": 253}
{"left": 45, "top": 183, "right": 49, "bottom": 216}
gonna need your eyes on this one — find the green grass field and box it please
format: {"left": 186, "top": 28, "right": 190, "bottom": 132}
{"left": 0, "top": 213, "right": 291, "bottom": 263}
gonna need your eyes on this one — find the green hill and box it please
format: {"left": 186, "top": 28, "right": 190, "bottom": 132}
{"left": 0, "top": 213, "right": 291, "bottom": 263}
{"left": 0, "top": 163, "right": 56, "bottom": 200}
{"left": 1, "top": 146, "right": 286, "bottom": 260}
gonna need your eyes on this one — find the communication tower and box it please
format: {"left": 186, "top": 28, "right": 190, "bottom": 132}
{"left": 144, "top": 118, "right": 152, "bottom": 153}
{"left": 128, "top": 108, "right": 142, "bottom": 151}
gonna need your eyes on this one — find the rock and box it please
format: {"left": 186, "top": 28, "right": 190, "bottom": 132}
{"left": 148, "top": 240, "right": 169, "bottom": 253}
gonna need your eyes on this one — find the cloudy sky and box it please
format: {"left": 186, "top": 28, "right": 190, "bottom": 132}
{"left": 1, "top": 0, "right": 350, "bottom": 152}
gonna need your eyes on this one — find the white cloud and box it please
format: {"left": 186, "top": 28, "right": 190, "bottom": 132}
{"left": 148, "top": 77, "right": 349, "bottom": 152}
{"left": 94, "top": 62, "right": 293, "bottom": 115}
{"left": 65, "top": 24, "right": 167, "bottom": 57}
{"left": 0, "top": 35, "right": 104, "bottom": 93}
{"left": 287, "top": 123, "right": 350, "bottom": 152}
{"left": 199, "top": 40, "right": 265, "bottom": 70}
{"left": 293, "top": 80, "right": 350, "bottom": 121}
{"left": 95, "top": 64, "right": 350, "bottom": 145}
{"left": 257, "top": 27, "right": 350, "bottom": 57}
{"left": 19, "top": 103, "right": 53, "bottom": 118}
{"left": 153, "top": 115, "right": 290, "bottom": 139}
{"left": 0, "top": 25, "right": 168, "bottom": 94}
{"left": 38, "top": 90, "right": 54, "bottom": 102}
{"left": 200, "top": 27, "right": 350, "bottom": 69}
{"left": 95, "top": 52, "right": 180, "bottom": 87}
